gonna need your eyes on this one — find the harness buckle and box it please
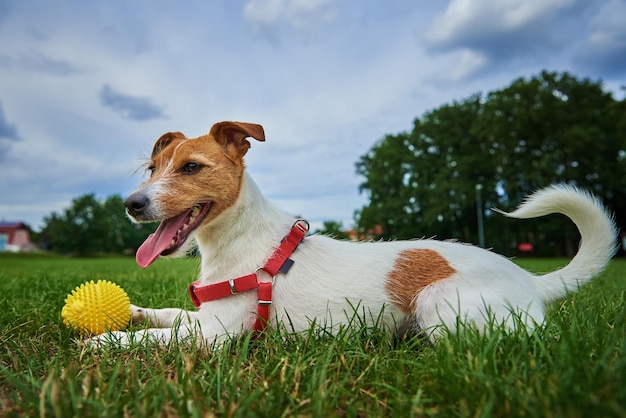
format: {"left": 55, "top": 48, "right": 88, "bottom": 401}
{"left": 294, "top": 219, "right": 309, "bottom": 233}
{"left": 255, "top": 267, "right": 276, "bottom": 285}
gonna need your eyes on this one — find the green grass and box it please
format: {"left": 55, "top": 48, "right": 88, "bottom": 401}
{"left": 1, "top": 255, "right": 625, "bottom": 417}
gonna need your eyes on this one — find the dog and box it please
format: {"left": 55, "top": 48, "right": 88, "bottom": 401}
{"left": 90, "top": 121, "right": 618, "bottom": 347}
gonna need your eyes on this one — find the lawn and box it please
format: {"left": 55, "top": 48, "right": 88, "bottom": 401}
{"left": 0, "top": 254, "right": 625, "bottom": 417}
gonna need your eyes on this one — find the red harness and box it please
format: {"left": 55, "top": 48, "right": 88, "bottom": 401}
{"left": 188, "top": 219, "right": 309, "bottom": 332}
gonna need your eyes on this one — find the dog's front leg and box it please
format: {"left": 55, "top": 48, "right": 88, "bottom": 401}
{"left": 131, "top": 304, "right": 199, "bottom": 328}
{"left": 86, "top": 324, "right": 203, "bottom": 348}
{"left": 86, "top": 307, "right": 203, "bottom": 348}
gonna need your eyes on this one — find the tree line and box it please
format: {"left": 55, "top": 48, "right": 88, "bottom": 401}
{"left": 39, "top": 194, "right": 154, "bottom": 256}
{"left": 355, "top": 71, "right": 625, "bottom": 256}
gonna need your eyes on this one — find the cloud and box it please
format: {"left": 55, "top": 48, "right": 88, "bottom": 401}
{"left": 0, "top": 51, "right": 80, "bottom": 76}
{"left": 0, "top": 0, "right": 12, "bottom": 26}
{"left": 0, "top": 102, "right": 17, "bottom": 140}
{"left": 425, "top": 0, "right": 579, "bottom": 58}
{"left": 426, "top": 49, "right": 489, "bottom": 82}
{"left": 100, "top": 84, "right": 167, "bottom": 121}
{"left": 0, "top": 101, "right": 18, "bottom": 160}
{"left": 243, "top": 0, "right": 337, "bottom": 30}
{"left": 574, "top": 0, "right": 626, "bottom": 77}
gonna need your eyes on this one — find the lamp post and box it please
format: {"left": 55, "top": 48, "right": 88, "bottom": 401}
{"left": 475, "top": 184, "right": 485, "bottom": 248}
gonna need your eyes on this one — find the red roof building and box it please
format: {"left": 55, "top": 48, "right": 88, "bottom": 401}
{"left": 0, "top": 222, "right": 32, "bottom": 252}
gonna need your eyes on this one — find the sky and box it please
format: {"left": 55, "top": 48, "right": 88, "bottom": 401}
{"left": 1, "top": 0, "right": 625, "bottom": 233}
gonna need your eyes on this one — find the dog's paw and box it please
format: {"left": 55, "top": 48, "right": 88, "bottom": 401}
{"left": 130, "top": 304, "right": 147, "bottom": 325}
{"left": 84, "top": 329, "right": 178, "bottom": 349}
{"left": 84, "top": 330, "right": 136, "bottom": 349}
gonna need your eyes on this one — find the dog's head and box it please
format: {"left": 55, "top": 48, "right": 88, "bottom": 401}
{"left": 125, "top": 121, "right": 265, "bottom": 268}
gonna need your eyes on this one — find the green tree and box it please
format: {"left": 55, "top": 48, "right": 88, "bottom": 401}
{"left": 472, "top": 71, "right": 626, "bottom": 255}
{"left": 473, "top": 71, "right": 624, "bottom": 203}
{"left": 356, "top": 71, "right": 625, "bottom": 256}
{"left": 356, "top": 95, "right": 489, "bottom": 242}
{"left": 44, "top": 194, "right": 108, "bottom": 255}
{"left": 356, "top": 132, "right": 415, "bottom": 240}
{"left": 41, "top": 194, "right": 153, "bottom": 256}
{"left": 315, "top": 220, "right": 350, "bottom": 240}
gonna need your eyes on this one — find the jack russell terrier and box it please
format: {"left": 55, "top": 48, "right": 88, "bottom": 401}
{"left": 91, "top": 121, "right": 618, "bottom": 347}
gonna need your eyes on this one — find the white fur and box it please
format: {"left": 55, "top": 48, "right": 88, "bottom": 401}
{"left": 90, "top": 174, "right": 617, "bottom": 347}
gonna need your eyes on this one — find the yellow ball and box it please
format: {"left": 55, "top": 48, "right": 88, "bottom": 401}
{"left": 61, "top": 280, "right": 131, "bottom": 335}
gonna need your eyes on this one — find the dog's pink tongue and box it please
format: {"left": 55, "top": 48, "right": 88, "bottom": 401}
{"left": 136, "top": 214, "right": 186, "bottom": 268}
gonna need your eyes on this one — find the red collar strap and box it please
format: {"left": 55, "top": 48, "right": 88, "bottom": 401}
{"left": 188, "top": 219, "right": 309, "bottom": 332}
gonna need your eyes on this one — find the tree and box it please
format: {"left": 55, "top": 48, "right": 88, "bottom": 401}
{"left": 356, "top": 95, "right": 490, "bottom": 242}
{"left": 41, "top": 194, "right": 154, "bottom": 256}
{"left": 473, "top": 71, "right": 624, "bottom": 203}
{"left": 472, "top": 71, "right": 626, "bottom": 255}
{"left": 356, "top": 132, "right": 416, "bottom": 240}
{"left": 356, "top": 71, "right": 626, "bottom": 256}
{"left": 315, "top": 220, "right": 350, "bottom": 240}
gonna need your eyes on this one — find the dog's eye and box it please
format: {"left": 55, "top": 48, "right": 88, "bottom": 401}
{"left": 181, "top": 162, "right": 203, "bottom": 175}
{"left": 147, "top": 165, "right": 156, "bottom": 177}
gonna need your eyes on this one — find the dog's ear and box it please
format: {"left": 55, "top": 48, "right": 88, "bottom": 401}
{"left": 151, "top": 132, "right": 186, "bottom": 158}
{"left": 209, "top": 121, "right": 265, "bottom": 157}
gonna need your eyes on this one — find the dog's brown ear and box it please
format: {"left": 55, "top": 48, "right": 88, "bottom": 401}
{"left": 151, "top": 132, "right": 186, "bottom": 158}
{"left": 209, "top": 121, "right": 265, "bottom": 157}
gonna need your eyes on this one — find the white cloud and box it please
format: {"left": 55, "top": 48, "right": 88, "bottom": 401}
{"left": 574, "top": 0, "right": 626, "bottom": 76}
{"left": 587, "top": 0, "right": 626, "bottom": 48}
{"left": 243, "top": 0, "right": 337, "bottom": 30}
{"left": 426, "top": 49, "right": 488, "bottom": 83}
{"left": 426, "top": 0, "right": 578, "bottom": 53}
{"left": 243, "top": 0, "right": 285, "bottom": 26}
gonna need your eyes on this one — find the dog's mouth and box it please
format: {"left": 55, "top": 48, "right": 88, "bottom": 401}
{"left": 136, "top": 202, "right": 212, "bottom": 268}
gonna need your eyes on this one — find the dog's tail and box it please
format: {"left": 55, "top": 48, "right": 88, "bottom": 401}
{"left": 494, "top": 184, "right": 618, "bottom": 302}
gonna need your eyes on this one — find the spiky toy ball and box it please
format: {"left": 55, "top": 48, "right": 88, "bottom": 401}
{"left": 61, "top": 280, "right": 131, "bottom": 335}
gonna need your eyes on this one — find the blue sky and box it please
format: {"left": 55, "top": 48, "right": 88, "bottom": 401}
{"left": 1, "top": 0, "right": 625, "bottom": 232}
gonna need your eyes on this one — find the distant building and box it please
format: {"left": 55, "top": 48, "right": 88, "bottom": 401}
{"left": 0, "top": 221, "right": 33, "bottom": 252}
{"left": 346, "top": 224, "right": 384, "bottom": 241}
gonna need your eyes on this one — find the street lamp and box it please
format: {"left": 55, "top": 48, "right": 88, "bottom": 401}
{"left": 475, "top": 184, "right": 485, "bottom": 248}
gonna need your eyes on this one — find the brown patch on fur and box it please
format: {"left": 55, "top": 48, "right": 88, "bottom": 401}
{"left": 385, "top": 249, "right": 456, "bottom": 314}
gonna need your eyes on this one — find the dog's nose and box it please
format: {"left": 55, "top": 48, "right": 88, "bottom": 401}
{"left": 125, "top": 193, "right": 150, "bottom": 218}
